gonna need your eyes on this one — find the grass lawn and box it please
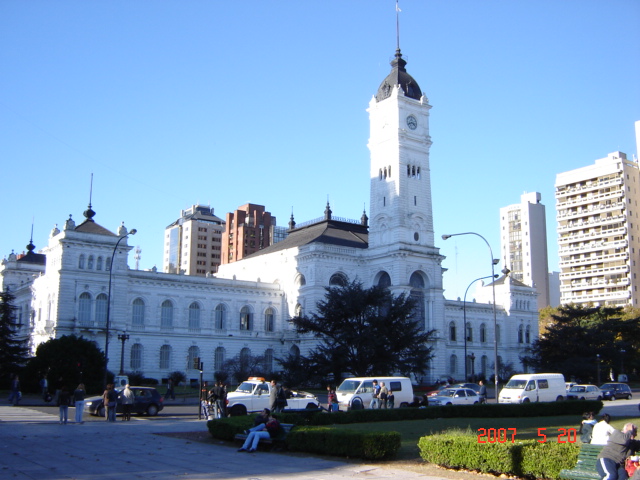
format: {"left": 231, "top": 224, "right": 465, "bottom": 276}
{"left": 329, "top": 415, "right": 638, "bottom": 461}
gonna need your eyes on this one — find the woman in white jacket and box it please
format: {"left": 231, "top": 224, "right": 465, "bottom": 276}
{"left": 591, "top": 413, "right": 616, "bottom": 445}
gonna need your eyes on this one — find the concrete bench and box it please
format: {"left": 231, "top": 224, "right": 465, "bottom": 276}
{"left": 559, "top": 444, "right": 603, "bottom": 480}
{"left": 234, "top": 423, "right": 295, "bottom": 450}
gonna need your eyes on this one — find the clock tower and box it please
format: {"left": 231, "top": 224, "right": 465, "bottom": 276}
{"left": 367, "top": 49, "right": 435, "bottom": 252}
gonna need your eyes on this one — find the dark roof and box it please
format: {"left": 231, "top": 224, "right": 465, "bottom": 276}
{"left": 74, "top": 219, "right": 117, "bottom": 236}
{"left": 245, "top": 219, "right": 368, "bottom": 259}
{"left": 166, "top": 206, "right": 225, "bottom": 228}
{"left": 375, "top": 49, "right": 422, "bottom": 102}
{"left": 17, "top": 241, "right": 46, "bottom": 265}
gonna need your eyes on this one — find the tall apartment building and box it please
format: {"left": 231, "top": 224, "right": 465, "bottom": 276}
{"left": 221, "top": 203, "right": 279, "bottom": 264}
{"left": 556, "top": 151, "right": 640, "bottom": 307}
{"left": 500, "top": 192, "right": 550, "bottom": 310}
{"left": 163, "top": 205, "right": 225, "bottom": 275}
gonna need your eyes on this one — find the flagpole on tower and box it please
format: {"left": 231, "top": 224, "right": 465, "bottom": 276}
{"left": 396, "top": 0, "right": 401, "bottom": 50}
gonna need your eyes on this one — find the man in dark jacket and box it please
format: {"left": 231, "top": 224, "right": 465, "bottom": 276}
{"left": 597, "top": 423, "right": 639, "bottom": 480}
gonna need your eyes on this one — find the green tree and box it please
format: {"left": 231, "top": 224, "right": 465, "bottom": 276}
{"left": 25, "top": 335, "right": 106, "bottom": 394}
{"left": 292, "top": 280, "right": 436, "bottom": 379}
{"left": 523, "top": 304, "right": 640, "bottom": 382}
{"left": 222, "top": 352, "right": 266, "bottom": 385}
{"left": 0, "top": 288, "right": 30, "bottom": 384}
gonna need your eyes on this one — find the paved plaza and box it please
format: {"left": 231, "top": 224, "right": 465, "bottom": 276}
{"left": 0, "top": 406, "right": 442, "bottom": 480}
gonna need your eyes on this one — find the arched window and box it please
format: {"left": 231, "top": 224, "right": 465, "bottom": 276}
{"left": 130, "top": 343, "right": 142, "bottom": 370}
{"left": 480, "top": 323, "right": 487, "bottom": 343}
{"left": 240, "top": 347, "right": 251, "bottom": 363}
{"left": 525, "top": 325, "right": 531, "bottom": 344}
{"left": 96, "top": 256, "right": 103, "bottom": 271}
{"left": 214, "top": 304, "right": 227, "bottom": 330}
{"left": 95, "top": 293, "right": 108, "bottom": 327}
{"left": 496, "top": 325, "right": 501, "bottom": 343}
{"left": 289, "top": 345, "right": 300, "bottom": 360}
{"left": 88, "top": 255, "right": 94, "bottom": 269}
{"left": 159, "top": 345, "right": 171, "bottom": 370}
{"left": 132, "top": 298, "right": 145, "bottom": 327}
{"left": 105, "top": 256, "right": 111, "bottom": 271}
{"left": 161, "top": 300, "right": 174, "bottom": 329}
{"left": 377, "top": 272, "right": 391, "bottom": 288}
{"left": 450, "top": 354, "right": 457, "bottom": 374}
{"left": 78, "top": 292, "right": 92, "bottom": 326}
{"left": 518, "top": 324, "right": 524, "bottom": 344}
{"left": 264, "top": 348, "right": 274, "bottom": 373}
{"left": 329, "top": 273, "right": 348, "bottom": 286}
{"left": 294, "top": 304, "right": 302, "bottom": 318}
{"left": 409, "top": 272, "right": 425, "bottom": 327}
{"left": 188, "top": 302, "right": 201, "bottom": 331}
{"left": 264, "top": 307, "right": 274, "bottom": 332}
{"left": 240, "top": 306, "right": 252, "bottom": 331}
{"left": 214, "top": 346, "right": 225, "bottom": 372}
{"left": 481, "top": 355, "right": 488, "bottom": 375}
{"left": 188, "top": 346, "right": 200, "bottom": 370}
{"left": 466, "top": 322, "right": 473, "bottom": 342}
{"left": 78, "top": 254, "right": 85, "bottom": 269}
{"left": 295, "top": 274, "right": 306, "bottom": 287}
{"left": 449, "top": 321, "right": 457, "bottom": 342}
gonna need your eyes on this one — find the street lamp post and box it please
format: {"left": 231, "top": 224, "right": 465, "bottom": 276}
{"left": 104, "top": 229, "right": 137, "bottom": 387}
{"left": 443, "top": 232, "right": 500, "bottom": 401}
{"left": 463, "top": 275, "right": 496, "bottom": 381}
{"left": 118, "top": 333, "right": 130, "bottom": 375}
{"left": 596, "top": 354, "right": 601, "bottom": 385}
{"left": 469, "top": 352, "right": 476, "bottom": 383}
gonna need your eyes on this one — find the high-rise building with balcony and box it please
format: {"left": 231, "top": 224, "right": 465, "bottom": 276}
{"left": 163, "top": 205, "right": 225, "bottom": 275}
{"left": 555, "top": 151, "right": 640, "bottom": 307}
{"left": 500, "top": 192, "right": 550, "bottom": 310}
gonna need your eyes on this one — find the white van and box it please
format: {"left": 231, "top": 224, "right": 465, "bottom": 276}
{"left": 336, "top": 377, "right": 413, "bottom": 410}
{"left": 498, "top": 373, "right": 566, "bottom": 404}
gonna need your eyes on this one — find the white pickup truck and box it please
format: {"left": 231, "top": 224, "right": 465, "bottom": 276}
{"left": 226, "top": 377, "right": 320, "bottom": 416}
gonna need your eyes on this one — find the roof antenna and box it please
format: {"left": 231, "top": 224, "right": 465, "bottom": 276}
{"left": 396, "top": 0, "right": 401, "bottom": 51}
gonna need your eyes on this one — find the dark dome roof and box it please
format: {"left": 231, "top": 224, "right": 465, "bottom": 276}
{"left": 375, "top": 49, "right": 422, "bottom": 102}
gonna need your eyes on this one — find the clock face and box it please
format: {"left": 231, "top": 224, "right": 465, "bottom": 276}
{"left": 406, "top": 115, "right": 418, "bottom": 130}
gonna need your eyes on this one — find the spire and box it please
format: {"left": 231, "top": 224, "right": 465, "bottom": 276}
{"left": 83, "top": 173, "right": 96, "bottom": 222}
{"left": 288, "top": 209, "right": 296, "bottom": 231}
{"left": 324, "top": 200, "right": 332, "bottom": 220}
{"left": 361, "top": 206, "right": 369, "bottom": 227}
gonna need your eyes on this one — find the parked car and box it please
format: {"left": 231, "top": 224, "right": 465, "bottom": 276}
{"left": 84, "top": 386, "right": 164, "bottom": 417}
{"left": 599, "top": 383, "right": 632, "bottom": 400}
{"left": 428, "top": 388, "right": 480, "bottom": 406}
{"left": 566, "top": 384, "right": 602, "bottom": 401}
{"left": 226, "top": 377, "right": 320, "bottom": 416}
{"left": 450, "top": 383, "right": 482, "bottom": 393}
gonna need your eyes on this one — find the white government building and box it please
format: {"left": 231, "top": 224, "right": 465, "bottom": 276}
{"left": 0, "top": 47, "right": 537, "bottom": 386}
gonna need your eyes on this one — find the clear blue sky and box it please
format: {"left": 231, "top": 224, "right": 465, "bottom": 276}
{"left": 1, "top": 1, "right": 639, "bottom": 300}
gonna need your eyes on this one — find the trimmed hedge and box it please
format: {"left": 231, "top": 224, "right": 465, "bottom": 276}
{"left": 274, "top": 400, "right": 602, "bottom": 426}
{"left": 207, "top": 415, "right": 254, "bottom": 441}
{"left": 287, "top": 426, "right": 401, "bottom": 460}
{"left": 418, "top": 430, "right": 580, "bottom": 480}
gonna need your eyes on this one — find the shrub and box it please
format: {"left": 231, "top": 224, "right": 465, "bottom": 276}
{"left": 287, "top": 426, "right": 401, "bottom": 460}
{"left": 418, "top": 430, "right": 580, "bottom": 480}
{"left": 207, "top": 416, "right": 253, "bottom": 441}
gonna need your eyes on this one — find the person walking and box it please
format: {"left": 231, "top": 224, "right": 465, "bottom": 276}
{"left": 269, "top": 380, "right": 277, "bottom": 412}
{"left": 103, "top": 384, "right": 118, "bottom": 421}
{"left": 387, "top": 390, "right": 395, "bottom": 409}
{"left": 369, "top": 380, "right": 380, "bottom": 409}
{"left": 166, "top": 378, "right": 175, "bottom": 401}
{"left": 213, "top": 381, "right": 227, "bottom": 418}
{"left": 274, "top": 384, "right": 288, "bottom": 413}
{"left": 8, "top": 374, "right": 20, "bottom": 406}
{"left": 73, "top": 383, "right": 86, "bottom": 424}
{"left": 326, "top": 385, "right": 339, "bottom": 412}
{"left": 378, "top": 382, "right": 389, "bottom": 409}
{"left": 478, "top": 380, "right": 487, "bottom": 404}
{"left": 120, "top": 385, "right": 135, "bottom": 421}
{"left": 57, "top": 386, "right": 71, "bottom": 424}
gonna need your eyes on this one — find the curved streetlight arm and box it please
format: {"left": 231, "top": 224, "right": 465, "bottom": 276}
{"left": 443, "top": 231, "right": 500, "bottom": 400}
{"left": 103, "top": 229, "right": 136, "bottom": 387}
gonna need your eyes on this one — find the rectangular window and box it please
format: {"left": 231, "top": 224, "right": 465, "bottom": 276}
{"left": 538, "top": 380, "right": 549, "bottom": 389}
